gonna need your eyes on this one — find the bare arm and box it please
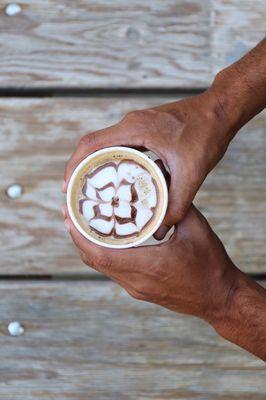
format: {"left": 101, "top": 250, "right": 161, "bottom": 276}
{"left": 208, "top": 41, "right": 266, "bottom": 359}
{"left": 210, "top": 271, "right": 266, "bottom": 360}
{"left": 208, "top": 38, "right": 266, "bottom": 138}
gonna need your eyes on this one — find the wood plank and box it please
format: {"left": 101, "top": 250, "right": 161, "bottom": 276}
{"left": 0, "top": 281, "right": 265, "bottom": 399}
{"left": 0, "top": 97, "right": 265, "bottom": 275}
{"left": 0, "top": 0, "right": 264, "bottom": 88}
{"left": 212, "top": 0, "right": 266, "bottom": 75}
{"left": 0, "top": 0, "right": 211, "bottom": 88}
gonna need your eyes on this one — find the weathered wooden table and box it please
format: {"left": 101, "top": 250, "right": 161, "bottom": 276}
{"left": 0, "top": 1, "right": 265, "bottom": 398}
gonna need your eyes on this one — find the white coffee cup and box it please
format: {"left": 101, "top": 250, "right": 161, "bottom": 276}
{"left": 67, "top": 146, "right": 168, "bottom": 249}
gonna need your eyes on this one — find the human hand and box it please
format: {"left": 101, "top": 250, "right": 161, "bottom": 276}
{"left": 63, "top": 40, "right": 266, "bottom": 239}
{"left": 63, "top": 90, "right": 235, "bottom": 239}
{"left": 63, "top": 203, "right": 266, "bottom": 360}
{"left": 62, "top": 203, "right": 239, "bottom": 322}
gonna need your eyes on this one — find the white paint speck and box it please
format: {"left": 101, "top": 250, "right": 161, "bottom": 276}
{"left": 5, "top": 3, "right": 21, "bottom": 16}
{"left": 6, "top": 184, "right": 23, "bottom": 199}
{"left": 8, "top": 321, "right": 24, "bottom": 336}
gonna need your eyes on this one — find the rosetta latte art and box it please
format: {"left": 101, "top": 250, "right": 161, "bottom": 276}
{"left": 79, "top": 160, "right": 158, "bottom": 238}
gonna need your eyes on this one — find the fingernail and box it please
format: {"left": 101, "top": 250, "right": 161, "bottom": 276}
{"left": 64, "top": 219, "right": 71, "bottom": 233}
{"left": 62, "top": 181, "right": 67, "bottom": 193}
{"left": 155, "top": 225, "right": 169, "bottom": 240}
{"left": 61, "top": 204, "right": 66, "bottom": 218}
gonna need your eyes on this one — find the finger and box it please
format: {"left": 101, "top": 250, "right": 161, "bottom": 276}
{"left": 176, "top": 204, "right": 211, "bottom": 237}
{"left": 154, "top": 159, "right": 170, "bottom": 187}
{"left": 130, "top": 146, "right": 148, "bottom": 152}
{"left": 78, "top": 245, "right": 154, "bottom": 303}
{"left": 154, "top": 162, "right": 193, "bottom": 240}
{"left": 61, "top": 203, "right": 68, "bottom": 219}
{"left": 63, "top": 122, "right": 147, "bottom": 193}
{"left": 62, "top": 204, "right": 160, "bottom": 276}
{"left": 153, "top": 159, "right": 171, "bottom": 240}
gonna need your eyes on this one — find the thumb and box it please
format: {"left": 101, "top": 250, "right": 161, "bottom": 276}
{"left": 154, "top": 170, "right": 194, "bottom": 240}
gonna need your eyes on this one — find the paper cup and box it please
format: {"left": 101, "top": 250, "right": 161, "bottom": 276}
{"left": 67, "top": 147, "right": 168, "bottom": 248}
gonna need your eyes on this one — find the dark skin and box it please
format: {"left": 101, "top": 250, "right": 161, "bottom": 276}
{"left": 63, "top": 39, "right": 266, "bottom": 360}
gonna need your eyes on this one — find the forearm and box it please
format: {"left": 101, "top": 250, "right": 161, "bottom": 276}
{"left": 211, "top": 271, "right": 266, "bottom": 361}
{"left": 208, "top": 38, "right": 266, "bottom": 140}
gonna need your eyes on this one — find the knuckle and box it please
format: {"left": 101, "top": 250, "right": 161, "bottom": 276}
{"left": 70, "top": 235, "right": 81, "bottom": 250}
{"left": 148, "top": 109, "right": 183, "bottom": 135}
{"left": 78, "top": 135, "right": 88, "bottom": 147}
{"left": 123, "top": 110, "right": 137, "bottom": 120}
{"left": 133, "top": 281, "right": 152, "bottom": 300}
{"left": 123, "top": 109, "right": 156, "bottom": 124}
{"left": 164, "top": 211, "right": 177, "bottom": 226}
{"left": 95, "top": 254, "right": 113, "bottom": 270}
{"left": 128, "top": 289, "right": 146, "bottom": 301}
{"left": 122, "top": 110, "right": 157, "bottom": 145}
{"left": 167, "top": 208, "right": 185, "bottom": 225}
{"left": 123, "top": 110, "right": 141, "bottom": 120}
{"left": 79, "top": 132, "right": 97, "bottom": 148}
{"left": 80, "top": 251, "right": 89, "bottom": 266}
{"left": 123, "top": 109, "right": 181, "bottom": 137}
{"left": 176, "top": 205, "right": 187, "bottom": 221}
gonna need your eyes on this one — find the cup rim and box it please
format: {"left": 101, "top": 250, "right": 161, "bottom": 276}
{"left": 67, "top": 146, "right": 168, "bottom": 248}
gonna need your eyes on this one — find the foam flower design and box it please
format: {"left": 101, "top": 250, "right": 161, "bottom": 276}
{"left": 79, "top": 160, "right": 158, "bottom": 238}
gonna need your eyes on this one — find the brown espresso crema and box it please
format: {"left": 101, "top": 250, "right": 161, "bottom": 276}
{"left": 69, "top": 150, "right": 166, "bottom": 246}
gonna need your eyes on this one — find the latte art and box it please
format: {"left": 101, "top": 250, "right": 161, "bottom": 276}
{"left": 67, "top": 146, "right": 168, "bottom": 248}
{"left": 79, "top": 160, "right": 158, "bottom": 238}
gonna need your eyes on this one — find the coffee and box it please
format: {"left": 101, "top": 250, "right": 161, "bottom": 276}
{"left": 67, "top": 147, "right": 168, "bottom": 248}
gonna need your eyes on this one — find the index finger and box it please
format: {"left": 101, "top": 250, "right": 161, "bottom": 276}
{"left": 67, "top": 217, "right": 159, "bottom": 277}
{"left": 63, "top": 121, "right": 145, "bottom": 193}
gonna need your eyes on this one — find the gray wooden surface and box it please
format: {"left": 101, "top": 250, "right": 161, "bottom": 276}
{"left": 0, "top": 1, "right": 265, "bottom": 397}
{"left": 0, "top": 281, "right": 265, "bottom": 400}
{"left": 212, "top": 0, "right": 266, "bottom": 76}
{"left": 0, "top": 97, "right": 265, "bottom": 275}
{"left": 0, "top": 0, "right": 265, "bottom": 88}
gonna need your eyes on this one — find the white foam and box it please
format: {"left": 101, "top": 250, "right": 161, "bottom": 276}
{"left": 85, "top": 182, "right": 97, "bottom": 200}
{"left": 116, "top": 184, "right": 131, "bottom": 202}
{"left": 90, "top": 218, "right": 114, "bottom": 235}
{"left": 82, "top": 200, "right": 97, "bottom": 220}
{"left": 89, "top": 165, "right": 118, "bottom": 188}
{"left": 80, "top": 159, "right": 158, "bottom": 239}
{"left": 135, "top": 205, "right": 153, "bottom": 230}
{"left": 117, "top": 162, "right": 146, "bottom": 183}
{"left": 98, "top": 186, "right": 115, "bottom": 202}
{"left": 135, "top": 174, "right": 157, "bottom": 208}
{"left": 115, "top": 222, "right": 139, "bottom": 236}
{"left": 114, "top": 201, "right": 132, "bottom": 218}
{"left": 99, "top": 203, "right": 113, "bottom": 217}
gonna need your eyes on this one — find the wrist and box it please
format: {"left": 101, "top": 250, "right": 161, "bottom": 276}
{"left": 208, "top": 39, "right": 266, "bottom": 138}
{"left": 207, "top": 268, "right": 248, "bottom": 329}
{"left": 208, "top": 68, "right": 251, "bottom": 135}
{"left": 208, "top": 269, "right": 266, "bottom": 360}
{"left": 203, "top": 261, "right": 243, "bottom": 327}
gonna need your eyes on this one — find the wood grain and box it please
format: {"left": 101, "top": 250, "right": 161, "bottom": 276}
{"left": 0, "top": 0, "right": 264, "bottom": 88}
{"left": 0, "top": 280, "right": 265, "bottom": 399}
{"left": 0, "top": 97, "right": 265, "bottom": 275}
{"left": 0, "top": 0, "right": 211, "bottom": 88}
{"left": 212, "top": 0, "right": 266, "bottom": 75}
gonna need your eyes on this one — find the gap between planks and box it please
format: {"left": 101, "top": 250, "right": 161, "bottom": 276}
{"left": 0, "top": 87, "right": 205, "bottom": 98}
{"left": 0, "top": 273, "right": 265, "bottom": 281}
